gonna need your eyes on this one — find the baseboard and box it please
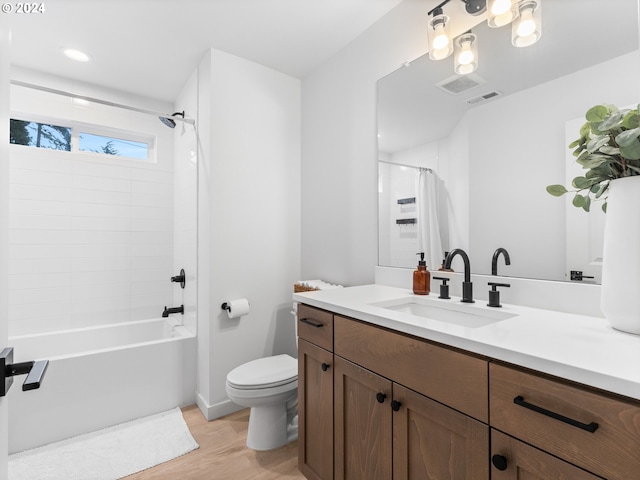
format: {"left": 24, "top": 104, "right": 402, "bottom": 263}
{"left": 196, "top": 392, "right": 243, "bottom": 421}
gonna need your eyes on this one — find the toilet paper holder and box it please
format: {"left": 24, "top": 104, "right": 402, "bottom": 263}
{"left": 221, "top": 302, "right": 231, "bottom": 311}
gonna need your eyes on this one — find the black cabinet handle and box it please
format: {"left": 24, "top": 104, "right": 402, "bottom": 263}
{"left": 391, "top": 400, "right": 401, "bottom": 411}
{"left": 321, "top": 362, "right": 330, "bottom": 372}
{"left": 300, "top": 318, "right": 323, "bottom": 328}
{"left": 376, "top": 392, "right": 387, "bottom": 404}
{"left": 514, "top": 395, "right": 599, "bottom": 433}
{"left": 491, "top": 454, "right": 508, "bottom": 471}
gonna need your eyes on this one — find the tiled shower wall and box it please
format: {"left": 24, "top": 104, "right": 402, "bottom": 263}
{"left": 8, "top": 83, "right": 175, "bottom": 335}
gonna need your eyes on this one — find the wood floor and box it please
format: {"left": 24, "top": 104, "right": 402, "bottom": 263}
{"left": 125, "top": 405, "right": 305, "bottom": 480}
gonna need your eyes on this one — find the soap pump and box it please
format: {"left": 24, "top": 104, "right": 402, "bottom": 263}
{"left": 413, "top": 252, "right": 431, "bottom": 295}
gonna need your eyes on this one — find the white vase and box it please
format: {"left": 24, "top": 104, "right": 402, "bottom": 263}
{"left": 600, "top": 175, "right": 640, "bottom": 334}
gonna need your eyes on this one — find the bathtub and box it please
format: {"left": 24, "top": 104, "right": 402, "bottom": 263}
{"left": 7, "top": 318, "right": 196, "bottom": 453}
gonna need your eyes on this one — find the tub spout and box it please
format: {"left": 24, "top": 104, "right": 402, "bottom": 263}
{"left": 162, "top": 305, "right": 184, "bottom": 317}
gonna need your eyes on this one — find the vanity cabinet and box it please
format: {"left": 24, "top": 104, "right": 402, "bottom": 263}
{"left": 298, "top": 303, "right": 490, "bottom": 480}
{"left": 298, "top": 305, "right": 334, "bottom": 480}
{"left": 490, "top": 362, "right": 640, "bottom": 479}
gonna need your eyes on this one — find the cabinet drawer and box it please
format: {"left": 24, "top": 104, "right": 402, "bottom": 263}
{"left": 490, "top": 362, "right": 640, "bottom": 479}
{"left": 298, "top": 304, "right": 333, "bottom": 351}
{"left": 334, "top": 315, "right": 488, "bottom": 422}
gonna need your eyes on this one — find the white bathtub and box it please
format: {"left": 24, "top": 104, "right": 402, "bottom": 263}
{"left": 7, "top": 318, "right": 196, "bottom": 453}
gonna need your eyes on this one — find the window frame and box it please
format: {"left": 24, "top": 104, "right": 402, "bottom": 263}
{"left": 9, "top": 113, "right": 157, "bottom": 163}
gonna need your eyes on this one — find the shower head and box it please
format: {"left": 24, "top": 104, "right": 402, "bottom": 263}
{"left": 159, "top": 111, "right": 185, "bottom": 128}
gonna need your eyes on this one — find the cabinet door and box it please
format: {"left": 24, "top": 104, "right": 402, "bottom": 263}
{"left": 491, "top": 430, "right": 601, "bottom": 480}
{"left": 393, "top": 384, "right": 489, "bottom": 479}
{"left": 299, "top": 339, "right": 334, "bottom": 480}
{"left": 334, "top": 356, "right": 393, "bottom": 480}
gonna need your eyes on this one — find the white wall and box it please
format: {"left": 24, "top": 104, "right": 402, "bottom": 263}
{"left": 194, "top": 49, "right": 301, "bottom": 419}
{"left": 8, "top": 74, "right": 176, "bottom": 335}
{"left": 173, "top": 70, "right": 198, "bottom": 335}
{"left": 301, "top": 0, "right": 435, "bottom": 286}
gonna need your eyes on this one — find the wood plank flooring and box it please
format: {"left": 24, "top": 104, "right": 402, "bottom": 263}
{"left": 125, "top": 405, "right": 305, "bottom": 480}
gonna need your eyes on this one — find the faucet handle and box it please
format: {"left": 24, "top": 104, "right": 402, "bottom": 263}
{"left": 487, "top": 282, "right": 510, "bottom": 308}
{"left": 433, "top": 277, "right": 451, "bottom": 299}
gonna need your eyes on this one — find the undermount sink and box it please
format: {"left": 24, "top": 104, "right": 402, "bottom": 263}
{"left": 370, "top": 296, "right": 517, "bottom": 328}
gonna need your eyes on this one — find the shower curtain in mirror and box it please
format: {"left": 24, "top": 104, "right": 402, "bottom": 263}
{"left": 416, "top": 168, "right": 443, "bottom": 269}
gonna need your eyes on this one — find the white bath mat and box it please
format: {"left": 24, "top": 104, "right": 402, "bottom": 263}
{"left": 9, "top": 407, "right": 199, "bottom": 480}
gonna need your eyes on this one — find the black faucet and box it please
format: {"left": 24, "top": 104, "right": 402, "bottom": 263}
{"left": 491, "top": 248, "right": 511, "bottom": 276}
{"left": 162, "top": 305, "right": 184, "bottom": 317}
{"left": 444, "top": 249, "right": 474, "bottom": 303}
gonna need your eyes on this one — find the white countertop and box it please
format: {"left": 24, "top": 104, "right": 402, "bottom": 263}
{"left": 293, "top": 284, "right": 640, "bottom": 401}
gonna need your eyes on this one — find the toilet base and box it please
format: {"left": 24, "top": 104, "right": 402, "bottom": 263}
{"left": 246, "top": 403, "right": 298, "bottom": 450}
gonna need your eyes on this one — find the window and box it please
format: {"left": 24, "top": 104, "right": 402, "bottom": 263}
{"left": 10, "top": 119, "right": 72, "bottom": 151}
{"left": 79, "top": 132, "right": 148, "bottom": 160}
{"left": 10, "top": 117, "right": 154, "bottom": 162}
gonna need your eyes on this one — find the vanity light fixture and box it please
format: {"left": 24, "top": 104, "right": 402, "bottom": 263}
{"left": 427, "top": 7, "right": 454, "bottom": 60}
{"left": 512, "top": 0, "right": 541, "bottom": 47}
{"left": 454, "top": 31, "right": 478, "bottom": 75}
{"left": 427, "top": 0, "right": 542, "bottom": 74}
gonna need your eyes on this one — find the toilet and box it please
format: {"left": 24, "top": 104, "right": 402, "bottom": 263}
{"left": 225, "top": 353, "right": 298, "bottom": 450}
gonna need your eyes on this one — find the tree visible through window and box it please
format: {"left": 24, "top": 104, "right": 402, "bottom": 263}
{"left": 10, "top": 119, "right": 72, "bottom": 151}
{"left": 9, "top": 118, "right": 151, "bottom": 161}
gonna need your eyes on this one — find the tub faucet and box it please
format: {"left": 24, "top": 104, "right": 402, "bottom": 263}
{"left": 444, "top": 249, "right": 474, "bottom": 303}
{"left": 163, "top": 305, "right": 184, "bottom": 317}
{"left": 491, "top": 248, "right": 511, "bottom": 276}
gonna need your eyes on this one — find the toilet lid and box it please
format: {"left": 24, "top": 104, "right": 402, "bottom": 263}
{"left": 227, "top": 354, "right": 297, "bottom": 389}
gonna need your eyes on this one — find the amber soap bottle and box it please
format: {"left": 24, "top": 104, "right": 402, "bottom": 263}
{"left": 413, "top": 252, "right": 431, "bottom": 295}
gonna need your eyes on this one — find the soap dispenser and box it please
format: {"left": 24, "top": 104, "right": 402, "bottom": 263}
{"left": 413, "top": 252, "right": 431, "bottom": 295}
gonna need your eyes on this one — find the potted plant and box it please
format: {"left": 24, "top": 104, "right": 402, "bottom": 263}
{"left": 546, "top": 103, "right": 640, "bottom": 212}
{"left": 549, "top": 103, "right": 640, "bottom": 334}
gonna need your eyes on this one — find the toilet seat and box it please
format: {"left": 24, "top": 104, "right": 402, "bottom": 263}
{"left": 226, "top": 354, "right": 297, "bottom": 390}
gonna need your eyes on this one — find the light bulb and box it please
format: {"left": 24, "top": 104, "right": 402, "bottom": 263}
{"left": 491, "top": 0, "right": 512, "bottom": 15}
{"left": 517, "top": 8, "right": 536, "bottom": 37}
{"left": 432, "top": 23, "right": 449, "bottom": 50}
{"left": 457, "top": 43, "right": 474, "bottom": 65}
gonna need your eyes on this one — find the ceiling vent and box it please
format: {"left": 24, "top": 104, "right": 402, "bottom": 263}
{"left": 466, "top": 90, "right": 503, "bottom": 104}
{"left": 436, "top": 73, "right": 486, "bottom": 95}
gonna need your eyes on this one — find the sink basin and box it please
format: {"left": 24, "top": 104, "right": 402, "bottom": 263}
{"left": 370, "top": 297, "right": 517, "bottom": 328}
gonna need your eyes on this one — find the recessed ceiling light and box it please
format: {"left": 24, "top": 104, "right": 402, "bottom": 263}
{"left": 62, "top": 48, "right": 91, "bottom": 62}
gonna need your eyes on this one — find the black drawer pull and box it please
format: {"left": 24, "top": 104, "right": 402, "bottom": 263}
{"left": 391, "top": 400, "right": 401, "bottom": 412}
{"left": 376, "top": 392, "right": 387, "bottom": 404}
{"left": 513, "top": 395, "right": 599, "bottom": 433}
{"left": 321, "top": 363, "right": 330, "bottom": 372}
{"left": 491, "top": 454, "right": 508, "bottom": 471}
{"left": 300, "top": 318, "right": 323, "bottom": 328}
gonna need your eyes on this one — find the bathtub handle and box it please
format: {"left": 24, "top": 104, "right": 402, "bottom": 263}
{"left": 0, "top": 347, "right": 49, "bottom": 397}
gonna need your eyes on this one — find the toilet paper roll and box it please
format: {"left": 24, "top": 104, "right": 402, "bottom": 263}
{"left": 226, "top": 298, "right": 250, "bottom": 318}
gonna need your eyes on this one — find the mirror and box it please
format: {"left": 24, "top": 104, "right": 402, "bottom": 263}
{"left": 377, "top": 0, "right": 640, "bottom": 282}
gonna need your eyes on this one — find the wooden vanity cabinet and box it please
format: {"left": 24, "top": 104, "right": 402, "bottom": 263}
{"left": 490, "top": 362, "right": 640, "bottom": 479}
{"left": 333, "top": 315, "right": 489, "bottom": 480}
{"left": 298, "top": 305, "right": 334, "bottom": 480}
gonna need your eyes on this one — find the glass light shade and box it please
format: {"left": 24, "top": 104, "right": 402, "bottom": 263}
{"left": 428, "top": 12, "right": 453, "bottom": 60}
{"left": 454, "top": 33, "right": 478, "bottom": 75}
{"left": 487, "top": 0, "right": 518, "bottom": 27}
{"left": 512, "top": 0, "right": 542, "bottom": 47}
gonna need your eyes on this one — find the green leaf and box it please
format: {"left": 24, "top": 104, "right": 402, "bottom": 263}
{"left": 602, "top": 202, "right": 608, "bottom": 213}
{"left": 620, "top": 141, "right": 640, "bottom": 160}
{"left": 593, "top": 182, "right": 609, "bottom": 199}
{"left": 615, "top": 127, "right": 640, "bottom": 147}
{"left": 546, "top": 184, "right": 568, "bottom": 197}
{"left": 585, "top": 105, "right": 609, "bottom": 122}
{"left": 586, "top": 135, "right": 610, "bottom": 153}
{"left": 568, "top": 139, "right": 581, "bottom": 149}
{"left": 579, "top": 122, "right": 591, "bottom": 138}
{"left": 623, "top": 110, "right": 639, "bottom": 129}
{"left": 572, "top": 194, "right": 587, "bottom": 208}
{"left": 572, "top": 176, "right": 592, "bottom": 189}
{"left": 599, "top": 146, "right": 620, "bottom": 155}
{"left": 582, "top": 195, "right": 591, "bottom": 212}
{"left": 599, "top": 111, "right": 624, "bottom": 131}
{"left": 580, "top": 154, "right": 610, "bottom": 169}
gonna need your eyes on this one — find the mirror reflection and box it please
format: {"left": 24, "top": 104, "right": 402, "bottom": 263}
{"left": 377, "top": 0, "right": 640, "bottom": 283}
